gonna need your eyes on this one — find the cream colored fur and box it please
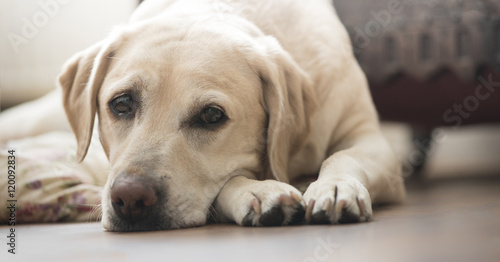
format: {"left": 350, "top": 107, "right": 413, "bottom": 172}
{"left": 0, "top": 0, "right": 405, "bottom": 230}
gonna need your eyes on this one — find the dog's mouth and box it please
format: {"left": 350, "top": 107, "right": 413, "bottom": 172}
{"left": 103, "top": 202, "right": 210, "bottom": 232}
{"left": 104, "top": 207, "right": 212, "bottom": 232}
{"left": 105, "top": 211, "right": 172, "bottom": 232}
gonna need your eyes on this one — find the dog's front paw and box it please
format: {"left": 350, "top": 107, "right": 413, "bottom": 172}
{"left": 240, "top": 181, "right": 306, "bottom": 227}
{"left": 303, "top": 177, "right": 372, "bottom": 224}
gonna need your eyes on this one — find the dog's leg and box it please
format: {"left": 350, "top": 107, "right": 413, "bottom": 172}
{"left": 303, "top": 132, "right": 406, "bottom": 224}
{"left": 0, "top": 89, "right": 70, "bottom": 142}
{"left": 214, "top": 176, "right": 306, "bottom": 226}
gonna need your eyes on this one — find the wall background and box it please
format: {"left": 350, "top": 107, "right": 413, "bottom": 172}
{"left": 0, "top": 0, "right": 137, "bottom": 109}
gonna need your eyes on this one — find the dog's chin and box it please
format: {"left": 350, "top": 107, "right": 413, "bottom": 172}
{"left": 101, "top": 210, "right": 208, "bottom": 232}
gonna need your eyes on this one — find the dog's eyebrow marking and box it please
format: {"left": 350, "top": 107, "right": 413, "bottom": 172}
{"left": 108, "top": 75, "right": 147, "bottom": 95}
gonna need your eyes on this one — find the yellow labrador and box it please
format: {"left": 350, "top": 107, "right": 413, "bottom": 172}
{"left": 1, "top": 0, "right": 405, "bottom": 231}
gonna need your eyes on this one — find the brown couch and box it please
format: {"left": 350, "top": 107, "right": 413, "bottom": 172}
{"left": 335, "top": 0, "right": 500, "bottom": 173}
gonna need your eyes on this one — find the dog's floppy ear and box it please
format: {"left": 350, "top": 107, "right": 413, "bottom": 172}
{"left": 58, "top": 32, "right": 124, "bottom": 163}
{"left": 256, "top": 37, "right": 317, "bottom": 183}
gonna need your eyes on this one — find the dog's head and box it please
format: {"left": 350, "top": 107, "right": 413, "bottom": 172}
{"left": 59, "top": 19, "right": 316, "bottom": 231}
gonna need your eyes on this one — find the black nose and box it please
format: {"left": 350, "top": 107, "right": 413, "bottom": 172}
{"left": 110, "top": 174, "right": 158, "bottom": 224}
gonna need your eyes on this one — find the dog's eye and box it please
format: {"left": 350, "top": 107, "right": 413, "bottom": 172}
{"left": 200, "top": 107, "right": 225, "bottom": 125}
{"left": 110, "top": 95, "right": 134, "bottom": 116}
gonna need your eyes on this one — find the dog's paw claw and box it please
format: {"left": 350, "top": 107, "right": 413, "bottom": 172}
{"left": 308, "top": 199, "right": 333, "bottom": 224}
{"left": 304, "top": 179, "right": 373, "bottom": 224}
{"left": 337, "top": 207, "right": 361, "bottom": 224}
{"left": 311, "top": 210, "right": 330, "bottom": 224}
{"left": 242, "top": 192, "right": 305, "bottom": 227}
{"left": 242, "top": 198, "right": 262, "bottom": 226}
{"left": 242, "top": 212, "right": 255, "bottom": 227}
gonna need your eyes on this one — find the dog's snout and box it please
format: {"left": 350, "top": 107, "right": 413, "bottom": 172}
{"left": 110, "top": 174, "right": 158, "bottom": 223}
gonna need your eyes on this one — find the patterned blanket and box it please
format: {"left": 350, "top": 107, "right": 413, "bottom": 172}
{"left": 1, "top": 132, "right": 108, "bottom": 224}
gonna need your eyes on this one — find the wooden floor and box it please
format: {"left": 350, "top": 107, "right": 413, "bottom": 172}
{"left": 2, "top": 124, "right": 500, "bottom": 261}
{"left": 1, "top": 176, "right": 498, "bottom": 262}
